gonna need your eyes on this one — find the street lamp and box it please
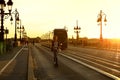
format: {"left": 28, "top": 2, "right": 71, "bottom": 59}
{"left": 22, "top": 31, "right": 27, "bottom": 42}
{"left": 97, "top": 10, "right": 107, "bottom": 42}
{"left": 23, "top": 31, "right": 27, "bottom": 38}
{"left": 74, "top": 20, "right": 81, "bottom": 44}
{"left": 17, "top": 23, "right": 25, "bottom": 41}
{"left": 10, "top": 9, "right": 20, "bottom": 46}
{"left": 0, "top": 0, "right": 13, "bottom": 53}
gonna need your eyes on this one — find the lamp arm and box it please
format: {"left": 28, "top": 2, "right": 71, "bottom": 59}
{"left": 4, "top": 13, "right": 11, "bottom": 19}
{"left": 11, "top": 9, "right": 19, "bottom": 18}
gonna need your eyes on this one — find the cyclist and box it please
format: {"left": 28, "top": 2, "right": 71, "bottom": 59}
{"left": 52, "top": 35, "right": 59, "bottom": 67}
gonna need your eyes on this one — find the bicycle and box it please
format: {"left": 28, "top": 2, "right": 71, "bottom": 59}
{"left": 53, "top": 47, "right": 58, "bottom": 67}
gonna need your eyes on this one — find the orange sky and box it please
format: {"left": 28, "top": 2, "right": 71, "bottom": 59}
{"left": 4, "top": 0, "right": 120, "bottom": 39}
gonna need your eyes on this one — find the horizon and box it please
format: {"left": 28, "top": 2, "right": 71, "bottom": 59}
{"left": 4, "top": 0, "right": 120, "bottom": 39}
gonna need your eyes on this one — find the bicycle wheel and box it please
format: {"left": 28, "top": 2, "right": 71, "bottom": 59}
{"left": 54, "top": 57, "right": 58, "bottom": 67}
{"left": 54, "top": 50, "right": 58, "bottom": 67}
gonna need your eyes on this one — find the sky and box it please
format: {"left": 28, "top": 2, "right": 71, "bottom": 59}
{"left": 3, "top": 0, "right": 120, "bottom": 39}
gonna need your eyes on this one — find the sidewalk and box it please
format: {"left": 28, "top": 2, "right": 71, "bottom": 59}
{"left": 0, "top": 44, "right": 36, "bottom": 80}
{"left": 0, "top": 46, "right": 22, "bottom": 72}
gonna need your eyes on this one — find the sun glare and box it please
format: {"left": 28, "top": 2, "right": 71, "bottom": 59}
{"left": 5, "top": 0, "right": 120, "bottom": 39}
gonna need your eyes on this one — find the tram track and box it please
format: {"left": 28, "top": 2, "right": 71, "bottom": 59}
{"left": 68, "top": 47, "right": 120, "bottom": 62}
{"left": 61, "top": 48, "right": 120, "bottom": 79}
{"left": 64, "top": 50, "right": 120, "bottom": 70}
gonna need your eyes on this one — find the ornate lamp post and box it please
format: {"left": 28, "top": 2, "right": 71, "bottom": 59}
{"left": 97, "top": 10, "right": 107, "bottom": 42}
{"left": 0, "top": 0, "right": 13, "bottom": 53}
{"left": 17, "top": 23, "right": 25, "bottom": 41}
{"left": 22, "top": 31, "right": 27, "bottom": 42}
{"left": 74, "top": 20, "right": 81, "bottom": 44}
{"left": 10, "top": 9, "right": 20, "bottom": 46}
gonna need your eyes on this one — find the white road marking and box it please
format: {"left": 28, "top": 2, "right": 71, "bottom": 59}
{"left": 23, "top": 47, "right": 28, "bottom": 50}
{"left": 0, "top": 47, "right": 24, "bottom": 75}
{"left": 60, "top": 53, "right": 120, "bottom": 80}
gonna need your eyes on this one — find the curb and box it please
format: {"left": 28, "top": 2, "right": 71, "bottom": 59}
{"left": 28, "top": 46, "right": 36, "bottom": 80}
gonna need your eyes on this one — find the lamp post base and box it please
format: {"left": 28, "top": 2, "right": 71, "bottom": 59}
{"left": 0, "top": 41, "right": 6, "bottom": 54}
